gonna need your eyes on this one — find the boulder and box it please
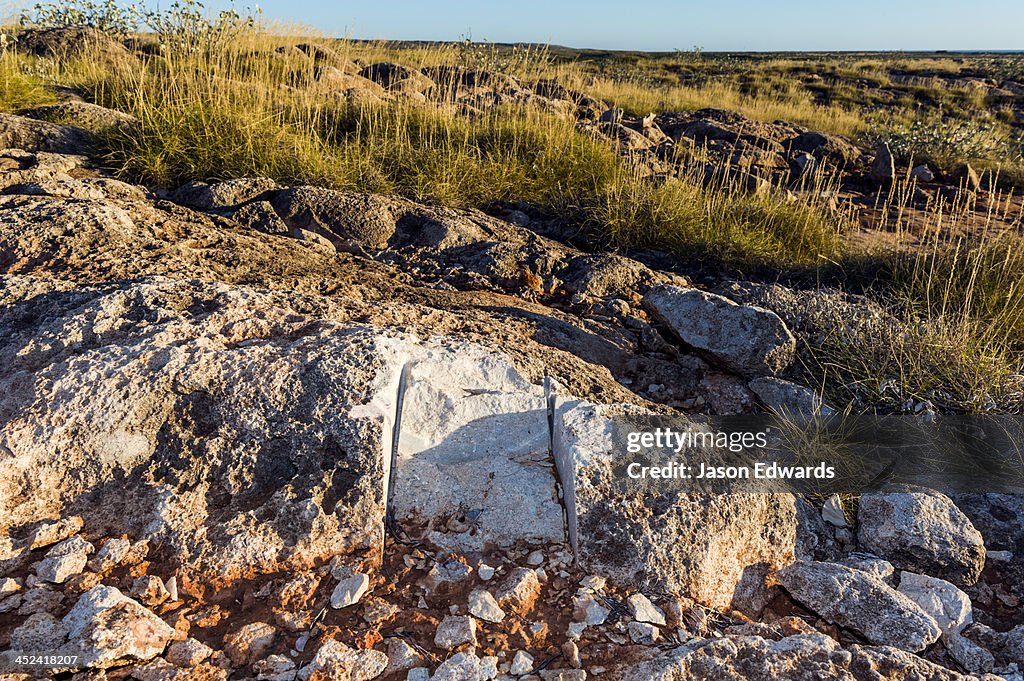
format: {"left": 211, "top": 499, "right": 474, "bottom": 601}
{"left": 643, "top": 284, "right": 796, "bottom": 377}
{"left": 857, "top": 489, "right": 985, "bottom": 586}
{"left": 777, "top": 560, "right": 941, "bottom": 652}
{"left": 20, "top": 101, "right": 138, "bottom": 132}
{"left": 17, "top": 26, "right": 130, "bottom": 61}
{"left": 358, "top": 63, "right": 434, "bottom": 93}
{"left": 63, "top": 586, "right": 175, "bottom": 669}
{"left": 869, "top": 144, "right": 896, "bottom": 186}
{"left": 790, "top": 131, "right": 861, "bottom": 168}
{"left": 748, "top": 377, "right": 832, "bottom": 416}
{"left": 171, "top": 177, "right": 278, "bottom": 211}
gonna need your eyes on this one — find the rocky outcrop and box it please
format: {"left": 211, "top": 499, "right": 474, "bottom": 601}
{"left": 0, "top": 112, "right": 91, "bottom": 154}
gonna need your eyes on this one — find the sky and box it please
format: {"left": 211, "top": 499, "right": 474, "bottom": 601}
{"left": 215, "top": 0, "right": 1024, "bottom": 52}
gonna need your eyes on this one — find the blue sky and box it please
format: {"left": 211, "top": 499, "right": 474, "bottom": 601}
{"left": 225, "top": 0, "right": 1023, "bottom": 52}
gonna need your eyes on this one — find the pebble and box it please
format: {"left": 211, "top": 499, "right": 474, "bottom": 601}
{"left": 627, "top": 593, "right": 666, "bottom": 626}
{"left": 510, "top": 650, "right": 534, "bottom": 675}
{"left": 628, "top": 621, "right": 660, "bottom": 644}
{"left": 330, "top": 573, "right": 370, "bottom": 609}
{"left": 469, "top": 588, "right": 506, "bottom": 623}
{"left": 478, "top": 563, "right": 496, "bottom": 581}
{"left": 562, "top": 640, "right": 582, "bottom": 668}
{"left": 526, "top": 550, "right": 545, "bottom": 566}
{"left": 407, "top": 668, "right": 430, "bottom": 681}
{"left": 434, "top": 615, "right": 478, "bottom": 649}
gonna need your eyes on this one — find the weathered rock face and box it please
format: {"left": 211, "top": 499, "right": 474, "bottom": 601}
{"left": 0, "top": 277, "right": 391, "bottom": 586}
{"left": 554, "top": 401, "right": 798, "bottom": 610}
{"left": 604, "top": 633, "right": 978, "bottom": 681}
{"left": 643, "top": 284, "right": 796, "bottom": 377}
{"left": 857, "top": 489, "right": 986, "bottom": 587}
{"left": 777, "top": 561, "right": 942, "bottom": 652}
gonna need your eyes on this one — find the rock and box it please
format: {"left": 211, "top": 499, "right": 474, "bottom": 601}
{"left": 131, "top": 575, "right": 170, "bottom": 607}
{"left": 748, "top": 377, "right": 833, "bottom": 417}
{"left": 562, "top": 640, "right": 582, "bottom": 668}
{"left": 628, "top": 621, "right": 660, "bottom": 644}
{"left": 820, "top": 494, "right": 848, "bottom": 528}
{"left": 604, "top": 632, "right": 976, "bottom": 680}
{"left": 870, "top": 143, "right": 896, "bottom": 186}
{"left": 270, "top": 187, "right": 410, "bottom": 252}
{"left": 223, "top": 622, "right": 277, "bottom": 666}
{"left": 232, "top": 201, "right": 289, "bottom": 235}
{"left": 0, "top": 112, "right": 91, "bottom": 155}
{"left": 838, "top": 554, "right": 894, "bottom": 583}
{"left": 643, "top": 284, "right": 796, "bottom": 376}
{"left": 384, "top": 638, "right": 423, "bottom": 673}
{"left": 87, "top": 537, "right": 132, "bottom": 572}
{"left": 910, "top": 164, "right": 935, "bottom": 182}
{"left": 434, "top": 615, "right": 477, "bottom": 650}
{"left": 945, "top": 632, "right": 995, "bottom": 674}
{"left": 166, "top": 638, "right": 214, "bottom": 667}
{"left": 171, "top": 177, "right": 278, "bottom": 211}
{"left": 573, "top": 592, "right": 611, "bottom": 626}
{"left": 468, "top": 588, "right": 506, "bottom": 623}
{"left": 478, "top": 564, "right": 496, "bottom": 581}
{"left": 28, "top": 516, "right": 84, "bottom": 549}
{"left": 407, "top": 669, "right": 430, "bottom": 681}
{"left": 790, "top": 131, "right": 861, "bottom": 168}
{"left": 896, "top": 571, "right": 972, "bottom": 634}
{"left": 432, "top": 651, "right": 485, "bottom": 681}
{"left": 556, "top": 402, "right": 798, "bottom": 611}
{"left": 778, "top": 561, "right": 941, "bottom": 652}
{"left": 63, "top": 585, "right": 175, "bottom": 668}
{"left": 10, "top": 611, "right": 69, "bottom": 650}
{"left": 17, "top": 586, "right": 64, "bottom": 615}
{"left": 963, "top": 623, "right": 1024, "bottom": 667}
{"left": 16, "top": 26, "right": 130, "bottom": 61}
{"left": 540, "top": 671, "right": 587, "bottom": 681}
{"left": 36, "top": 535, "right": 93, "bottom": 583}
{"left": 254, "top": 654, "right": 297, "bottom": 680}
{"left": 627, "top": 593, "right": 666, "bottom": 626}
{"left": 0, "top": 576, "right": 21, "bottom": 600}
{"left": 331, "top": 573, "right": 370, "bottom": 609}
{"left": 510, "top": 650, "right": 535, "bottom": 675}
{"left": 794, "top": 497, "right": 840, "bottom": 562}
{"left": 359, "top": 63, "right": 434, "bottom": 93}
{"left": 857, "top": 489, "right": 985, "bottom": 586}
{"left": 21, "top": 101, "right": 138, "bottom": 131}
{"left": 494, "top": 567, "right": 542, "bottom": 616}
{"left": 952, "top": 163, "right": 982, "bottom": 191}
{"left": 297, "top": 638, "right": 388, "bottom": 681}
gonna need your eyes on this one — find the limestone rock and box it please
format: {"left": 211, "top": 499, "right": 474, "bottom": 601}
{"left": 468, "top": 588, "right": 506, "bottom": 623}
{"left": 171, "top": 177, "right": 278, "bottom": 211}
{"left": 223, "top": 622, "right": 277, "bottom": 666}
{"left": 494, "top": 567, "right": 542, "bottom": 616}
{"left": 777, "top": 561, "right": 941, "bottom": 652}
{"left": 857, "top": 489, "right": 985, "bottom": 586}
{"left": 63, "top": 585, "right": 175, "bottom": 668}
{"left": 88, "top": 537, "right": 132, "bottom": 572}
{"left": 21, "top": 101, "right": 138, "bottom": 132}
{"left": 330, "top": 573, "right": 370, "bottom": 609}
{"left": 297, "top": 638, "right": 387, "bottom": 681}
{"left": 432, "top": 651, "right": 486, "bottom": 681}
{"left": 27, "top": 516, "right": 84, "bottom": 549}
{"left": 870, "top": 143, "right": 896, "bottom": 186}
{"left": 627, "top": 593, "right": 666, "bottom": 626}
{"left": 643, "top": 284, "right": 796, "bottom": 376}
{"left": 9, "top": 611, "right": 69, "bottom": 650}
{"left": 166, "top": 637, "right": 214, "bottom": 667}
{"left": 434, "top": 615, "right": 477, "bottom": 650}
{"left": 748, "top": 377, "right": 832, "bottom": 417}
{"left": 270, "top": 187, "right": 410, "bottom": 252}
{"left": 36, "top": 535, "right": 93, "bottom": 584}
{"left": 555, "top": 401, "right": 797, "bottom": 610}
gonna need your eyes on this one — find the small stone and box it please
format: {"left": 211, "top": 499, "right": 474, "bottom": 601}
{"left": 407, "top": 668, "right": 430, "bottom": 681}
{"left": 10, "top": 612, "right": 69, "bottom": 651}
{"left": 628, "top": 621, "right": 660, "bottom": 644}
{"left": 36, "top": 535, "right": 92, "bottom": 584}
{"left": 297, "top": 638, "right": 387, "bottom": 681}
{"left": 572, "top": 593, "right": 610, "bottom": 626}
{"left": 579, "top": 575, "right": 605, "bottom": 592}
{"left": 28, "top": 516, "right": 84, "bottom": 549}
{"left": 131, "top": 575, "right": 170, "bottom": 607}
{"left": 385, "top": 638, "right": 423, "bottom": 673}
{"left": 510, "top": 650, "right": 534, "bottom": 675}
{"left": 526, "top": 550, "right": 545, "bottom": 566}
{"left": 478, "top": 564, "right": 496, "bottom": 581}
{"left": 567, "top": 622, "right": 587, "bottom": 640}
{"left": 469, "top": 588, "right": 506, "bottom": 623}
{"left": 166, "top": 637, "right": 213, "bottom": 667}
{"left": 0, "top": 576, "right": 22, "bottom": 600}
{"left": 87, "top": 538, "right": 131, "bottom": 573}
{"left": 495, "top": 567, "right": 541, "bottom": 616}
{"left": 434, "top": 615, "right": 477, "bottom": 650}
{"left": 432, "top": 651, "right": 485, "bottom": 681}
{"left": 627, "top": 593, "right": 666, "bottom": 626}
{"left": 330, "top": 573, "right": 370, "bottom": 609}
{"left": 164, "top": 576, "right": 179, "bottom": 602}
{"left": 254, "top": 654, "right": 296, "bottom": 680}
{"left": 562, "top": 641, "right": 582, "bottom": 668}
{"left": 540, "top": 671, "right": 587, "bottom": 681}
{"left": 839, "top": 554, "right": 895, "bottom": 584}
{"left": 481, "top": 655, "right": 499, "bottom": 679}
{"left": 821, "top": 494, "right": 849, "bottom": 528}
{"left": 224, "top": 621, "right": 277, "bottom": 667}
{"left": 911, "top": 164, "right": 935, "bottom": 182}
